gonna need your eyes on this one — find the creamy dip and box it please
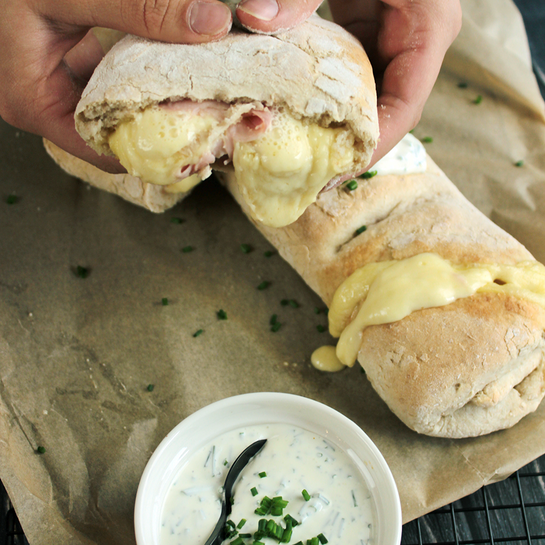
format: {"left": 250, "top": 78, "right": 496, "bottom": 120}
{"left": 372, "top": 133, "right": 426, "bottom": 176}
{"left": 160, "top": 423, "right": 376, "bottom": 544}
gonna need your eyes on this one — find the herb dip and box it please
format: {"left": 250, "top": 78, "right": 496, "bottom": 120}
{"left": 160, "top": 423, "right": 376, "bottom": 544}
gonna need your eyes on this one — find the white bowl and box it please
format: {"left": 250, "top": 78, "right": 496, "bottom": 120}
{"left": 134, "top": 392, "right": 402, "bottom": 545}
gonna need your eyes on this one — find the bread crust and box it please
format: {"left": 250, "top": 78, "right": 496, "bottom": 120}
{"left": 75, "top": 15, "right": 378, "bottom": 173}
{"left": 43, "top": 139, "right": 186, "bottom": 213}
{"left": 220, "top": 158, "right": 545, "bottom": 438}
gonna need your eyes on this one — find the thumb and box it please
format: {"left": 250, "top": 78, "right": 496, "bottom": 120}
{"left": 236, "top": 0, "right": 322, "bottom": 33}
{"left": 39, "top": 0, "right": 233, "bottom": 43}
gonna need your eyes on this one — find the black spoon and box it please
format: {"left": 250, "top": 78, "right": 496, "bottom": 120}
{"left": 204, "top": 439, "right": 267, "bottom": 545}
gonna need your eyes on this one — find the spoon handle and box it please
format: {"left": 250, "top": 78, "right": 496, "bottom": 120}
{"left": 204, "top": 439, "right": 267, "bottom": 545}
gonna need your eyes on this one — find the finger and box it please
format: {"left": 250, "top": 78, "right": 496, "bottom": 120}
{"left": 33, "top": 0, "right": 233, "bottom": 43}
{"left": 236, "top": 0, "right": 322, "bottom": 33}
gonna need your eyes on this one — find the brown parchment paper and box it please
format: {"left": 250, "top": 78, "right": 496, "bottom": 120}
{"left": 1, "top": 0, "right": 545, "bottom": 542}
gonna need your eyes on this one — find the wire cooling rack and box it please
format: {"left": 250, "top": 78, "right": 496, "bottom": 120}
{"left": 1, "top": 453, "right": 544, "bottom": 545}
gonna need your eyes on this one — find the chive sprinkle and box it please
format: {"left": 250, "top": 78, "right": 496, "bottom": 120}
{"left": 302, "top": 489, "right": 311, "bottom": 501}
{"left": 36, "top": 446, "right": 46, "bottom": 454}
{"left": 288, "top": 299, "right": 299, "bottom": 309}
{"left": 224, "top": 459, "right": 229, "bottom": 466}
{"left": 281, "top": 299, "right": 289, "bottom": 306}
{"left": 146, "top": 384, "right": 155, "bottom": 392}
{"left": 421, "top": 136, "right": 433, "bottom": 143}
{"left": 251, "top": 487, "right": 259, "bottom": 496}
{"left": 271, "top": 322, "right": 282, "bottom": 332}
{"left": 359, "top": 170, "right": 377, "bottom": 179}
{"left": 264, "top": 250, "right": 275, "bottom": 257}
{"left": 75, "top": 265, "right": 89, "bottom": 278}
{"left": 217, "top": 309, "right": 228, "bottom": 320}
{"left": 515, "top": 160, "right": 524, "bottom": 167}
{"left": 346, "top": 180, "right": 358, "bottom": 191}
{"left": 313, "top": 307, "right": 321, "bottom": 314}
{"left": 257, "top": 281, "right": 271, "bottom": 291}
{"left": 170, "top": 217, "right": 184, "bottom": 224}
{"left": 193, "top": 329, "right": 204, "bottom": 337}
{"left": 259, "top": 471, "right": 267, "bottom": 478}
{"left": 316, "top": 325, "right": 326, "bottom": 333}
{"left": 355, "top": 225, "right": 367, "bottom": 235}
{"left": 317, "top": 533, "right": 329, "bottom": 544}
{"left": 181, "top": 245, "right": 194, "bottom": 253}
{"left": 6, "top": 194, "right": 18, "bottom": 205}
{"left": 161, "top": 297, "right": 169, "bottom": 306}
{"left": 269, "top": 314, "right": 278, "bottom": 325}
{"left": 458, "top": 81, "right": 468, "bottom": 88}
{"left": 237, "top": 519, "right": 247, "bottom": 529}
{"left": 230, "top": 537, "right": 244, "bottom": 545}
{"left": 473, "top": 94, "right": 483, "bottom": 104}
{"left": 241, "top": 243, "right": 253, "bottom": 254}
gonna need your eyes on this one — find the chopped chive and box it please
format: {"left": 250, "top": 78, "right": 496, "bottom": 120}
{"left": 515, "top": 160, "right": 524, "bottom": 167}
{"left": 355, "top": 225, "right": 367, "bottom": 235}
{"left": 284, "top": 514, "right": 299, "bottom": 527}
{"left": 75, "top": 265, "right": 89, "bottom": 279}
{"left": 170, "top": 217, "right": 184, "bottom": 224}
{"left": 259, "top": 471, "right": 267, "bottom": 478}
{"left": 241, "top": 244, "right": 253, "bottom": 254}
{"left": 280, "top": 299, "right": 289, "bottom": 306}
{"left": 316, "top": 325, "right": 326, "bottom": 333}
{"left": 473, "top": 94, "right": 483, "bottom": 104}
{"left": 421, "top": 136, "right": 433, "bottom": 143}
{"left": 458, "top": 81, "right": 468, "bottom": 88}
{"left": 313, "top": 307, "right": 321, "bottom": 314}
{"left": 230, "top": 538, "right": 244, "bottom": 545}
{"left": 146, "top": 384, "right": 155, "bottom": 392}
{"left": 302, "top": 489, "right": 311, "bottom": 501}
{"left": 257, "top": 281, "right": 271, "bottom": 291}
{"left": 264, "top": 250, "right": 275, "bottom": 257}
{"left": 288, "top": 299, "right": 299, "bottom": 308}
{"left": 269, "top": 314, "right": 278, "bottom": 325}
{"left": 237, "top": 519, "right": 247, "bottom": 529}
{"left": 251, "top": 487, "right": 258, "bottom": 496}
{"left": 359, "top": 170, "right": 377, "bottom": 179}
{"left": 309, "top": 538, "right": 320, "bottom": 545}
{"left": 217, "top": 309, "right": 228, "bottom": 320}
{"left": 193, "top": 329, "right": 204, "bottom": 338}
{"left": 224, "top": 459, "right": 229, "bottom": 466}
{"left": 351, "top": 489, "right": 358, "bottom": 507}
{"left": 271, "top": 322, "right": 281, "bottom": 332}
{"left": 6, "top": 194, "right": 18, "bottom": 205}
{"left": 317, "top": 533, "right": 328, "bottom": 544}
{"left": 346, "top": 180, "right": 358, "bottom": 190}
{"left": 36, "top": 446, "right": 46, "bottom": 454}
{"left": 226, "top": 520, "right": 236, "bottom": 529}
{"left": 181, "top": 245, "right": 194, "bottom": 253}
{"left": 239, "top": 534, "right": 252, "bottom": 539}
{"left": 161, "top": 297, "right": 169, "bottom": 306}
{"left": 253, "top": 542, "right": 265, "bottom": 545}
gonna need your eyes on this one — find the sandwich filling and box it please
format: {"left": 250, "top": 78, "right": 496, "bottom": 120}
{"left": 108, "top": 100, "right": 357, "bottom": 228}
{"left": 313, "top": 253, "right": 545, "bottom": 369}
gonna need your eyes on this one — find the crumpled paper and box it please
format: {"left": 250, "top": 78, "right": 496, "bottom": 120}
{"left": 1, "top": 0, "right": 545, "bottom": 543}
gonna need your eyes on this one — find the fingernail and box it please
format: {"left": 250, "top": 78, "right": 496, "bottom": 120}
{"left": 189, "top": 1, "right": 232, "bottom": 35}
{"left": 238, "top": 0, "right": 279, "bottom": 21}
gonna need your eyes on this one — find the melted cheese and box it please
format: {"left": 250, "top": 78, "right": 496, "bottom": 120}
{"left": 233, "top": 114, "right": 355, "bottom": 227}
{"left": 320, "top": 253, "right": 545, "bottom": 369}
{"left": 108, "top": 107, "right": 355, "bottom": 227}
{"left": 109, "top": 107, "right": 218, "bottom": 187}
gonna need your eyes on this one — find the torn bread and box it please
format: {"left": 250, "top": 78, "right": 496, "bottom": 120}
{"left": 74, "top": 15, "right": 378, "bottom": 228}
{"left": 219, "top": 156, "right": 545, "bottom": 439}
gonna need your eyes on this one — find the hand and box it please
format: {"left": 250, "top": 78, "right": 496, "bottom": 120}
{"left": 328, "top": 0, "right": 462, "bottom": 168}
{"left": 0, "top": 0, "right": 321, "bottom": 173}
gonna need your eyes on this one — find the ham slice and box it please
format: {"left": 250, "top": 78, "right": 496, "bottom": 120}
{"left": 160, "top": 100, "right": 273, "bottom": 182}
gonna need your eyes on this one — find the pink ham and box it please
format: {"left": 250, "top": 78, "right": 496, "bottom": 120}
{"left": 160, "top": 100, "right": 272, "bottom": 181}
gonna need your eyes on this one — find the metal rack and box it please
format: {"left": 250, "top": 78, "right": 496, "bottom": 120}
{"left": 2, "top": 453, "right": 544, "bottom": 544}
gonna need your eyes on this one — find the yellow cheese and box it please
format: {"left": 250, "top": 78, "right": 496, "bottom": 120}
{"left": 324, "top": 253, "right": 545, "bottom": 368}
{"left": 108, "top": 106, "right": 355, "bottom": 226}
{"left": 109, "top": 107, "right": 218, "bottom": 187}
{"left": 233, "top": 114, "right": 355, "bottom": 227}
